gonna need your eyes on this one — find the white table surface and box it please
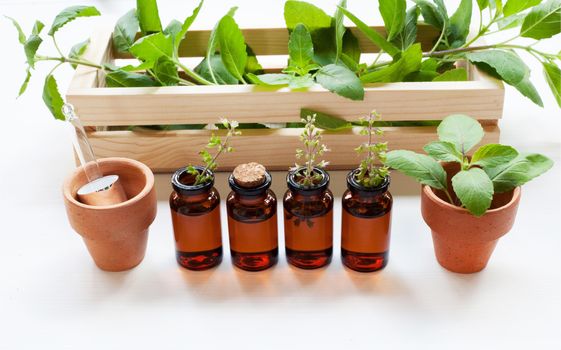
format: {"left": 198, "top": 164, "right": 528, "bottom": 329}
{"left": 1, "top": 1, "right": 560, "bottom": 349}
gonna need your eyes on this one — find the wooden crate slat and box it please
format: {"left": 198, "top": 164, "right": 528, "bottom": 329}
{"left": 67, "top": 79, "right": 504, "bottom": 126}
{"left": 86, "top": 125, "right": 500, "bottom": 172}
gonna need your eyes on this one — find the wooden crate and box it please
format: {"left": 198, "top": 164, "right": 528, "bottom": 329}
{"left": 66, "top": 25, "right": 504, "bottom": 172}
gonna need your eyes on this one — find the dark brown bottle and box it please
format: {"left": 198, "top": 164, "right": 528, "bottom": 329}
{"left": 283, "top": 167, "right": 333, "bottom": 269}
{"left": 227, "top": 164, "right": 278, "bottom": 271}
{"left": 341, "top": 170, "right": 392, "bottom": 272}
{"left": 170, "top": 166, "right": 222, "bottom": 270}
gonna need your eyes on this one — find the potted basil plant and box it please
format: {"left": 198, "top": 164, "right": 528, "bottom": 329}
{"left": 386, "top": 114, "right": 553, "bottom": 273}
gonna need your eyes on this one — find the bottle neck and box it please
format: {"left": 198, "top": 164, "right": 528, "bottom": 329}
{"left": 176, "top": 189, "right": 213, "bottom": 203}
{"left": 232, "top": 191, "right": 268, "bottom": 205}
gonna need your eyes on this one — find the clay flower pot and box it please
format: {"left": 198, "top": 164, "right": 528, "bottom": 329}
{"left": 63, "top": 157, "right": 157, "bottom": 271}
{"left": 421, "top": 163, "right": 521, "bottom": 273}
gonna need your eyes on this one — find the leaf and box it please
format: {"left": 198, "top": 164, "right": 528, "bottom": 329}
{"left": 68, "top": 39, "right": 90, "bottom": 69}
{"left": 386, "top": 150, "right": 448, "bottom": 190}
{"left": 504, "top": 0, "right": 542, "bottom": 16}
{"left": 432, "top": 67, "right": 468, "bottom": 81}
{"left": 485, "top": 153, "right": 554, "bottom": 192}
{"left": 247, "top": 73, "right": 291, "bottom": 86}
{"left": 520, "top": 0, "right": 561, "bottom": 39}
{"left": 471, "top": 144, "right": 519, "bottom": 168}
{"left": 415, "top": 0, "right": 445, "bottom": 29}
{"left": 379, "top": 0, "right": 407, "bottom": 40}
{"left": 423, "top": 141, "right": 463, "bottom": 162}
{"left": 477, "top": 0, "right": 490, "bottom": 10}
{"left": 136, "top": 0, "right": 162, "bottom": 34}
{"left": 316, "top": 64, "right": 364, "bottom": 100}
{"left": 152, "top": 56, "right": 179, "bottom": 86}
{"left": 205, "top": 7, "right": 238, "bottom": 84}
{"left": 284, "top": 1, "right": 332, "bottom": 30}
{"left": 339, "top": 7, "right": 400, "bottom": 57}
{"left": 105, "top": 70, "right": 157, "bottom": 87}
{"left": 245, "top": 45, "right": 263, "bottom": 74}
{"left": 437, "top": 114, "right": 484, "bottom": 154}
{"left": 467, "top": 50, "right": 543, "bottom": 106}
{"left": 543, "top": 62, "right": 561, "bottom": 107}
{"left": 42, "top": 75, "right": 65, "bottom": 120}
{"left": 497, "top": 13, "right": 526, "bottom": 29}
{"left": 48, "top": 6, "right": 100, "bottom": 36}
{"left": 342, "top": 30, "right": 361, "bottom": 63}
{"left": 24, "top": 34, "right": 42, "bottom": 68}
{"left": 392, "top": 7, "right": 420, "bottom": 50}
{"left": 113, "top": 9, "right": 139, "bottom": 53}
{"left": 334, "top": 0, "right": 347, "bottom": 62}
{"left": 301, "top": 109, "right": 352, "bottom": 131}
{"left": 18, "top": 67, "right": 31, "bottom": 97}
{"left": 6, "top": 16, "right": 26, "bottom": 44}
{"left": 195, "top": 55, "right": 239, "bottom": 85}
{"left": 288, "top": 24, "right": 314, "bottom": 69}
{"left": 361, "top": 43, "right": 422, "bottom": 83}
{"left": 174, "top": 0, "right": 204, "bottom": 53}
{"left": 448, "top": 0, "right": 473, "bottom": 46}
{"left": 129, "top": 32, "right": 173, "bottom": 62}
{"left": 452, "top": 168, "right": 494, "bottom": 216}
{"left": 217, "top": 15, "right": 247, "bottom": 82}
{"left": 289, "top": 75, "right": 315, "bottom": 89}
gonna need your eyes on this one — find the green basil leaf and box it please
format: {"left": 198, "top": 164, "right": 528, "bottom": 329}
{"left": 32, "top": 20, "right": 45, "bottom": 35}
{"left": 129, "top": 32, "right": 173, "bottom": 62}
{"left": 152, "top": 56, "right": 179, "bottom": 86}
{"left": 5, "top": 16, "right": 26, "bottom": 44}
{"left": 42, "top": 75, "right": 65, "bottom": 120}
{"left": 164, "top": 20, "right": 182, "bottom": 37}
{"left": 437, "top": 114, "right": 484, "bottom": 154}
{"left": 342, "top": 30, "right": 361, "bottom": 63}
{"left": 448, "top": 0, "right": 473, "bottom": 46}
{"left": 497, "top": 13, "right": 526, "bottom": 29}
{"left": 217, "top": 15, "right": 247, "bottom": 82}
{"left": 120, "top": 61, "right": 154, "bottom": 72}
{"left": 245, "top": 45, "right": 263, "bottom": 74}
{"left": 316, "top": 64, "right": 364, "bottom": 100}
{"left": 392, "top": 7, "right": 420, "bottom": 50}
{"left": 288, "top": 23, "right": 314, "bottom": 69}
{"left": 471, "top": 144, "right": 519, "bottom": 168}
{"left": 289, "top": 74, "right": 315, "bottom": 89}
{"left": 302, "top": 108, "right": 352, "bottom": 131}
{"left": 136, "top": 0, "right": 162, "bottom": 34}
{"left": 415, "top": 0, "right": 445, "bottom": 29}
{"left": 477, "top": 0, "right": 490, "bottom": 11}
{"left": 105, "top": 70, "right": 157, "bottom": 87}
{"left": 339, "top": 7, "right": 400, "bottom": 57}
{"left": 113, "top": 9, "right": 139, "bottom": 53}
{"left": 334, "top": 0, "right": 347, "bottom": 62}
{"left": 174, "top": 0, "right": 204, "bottom": 53}
{"left": 386, "top": 150, "right": 448, "bottom": 190}
{"left": 543, "top": 62, "right": 561, "bottom": 107}
{"left": 485, "top": 153, "right": 554, "bottom": 193}
{"left": 205, "top": 7, "right": 238, "bottom": 84}
{"left": 432, "top": 67, "right": 468, "bottom": 81}
{"left": 452, "top": 168, "right": 494, "bottom": 216}
{"left": 24, "top": 34, "right": 42, "bottom": 68}
{"left": 361, "top": 43, "right": 422, "bottom": 83}
{"left": 195, "top": 55, "right": 239, "bottom": 85}
{"left": 48, "top": 6, "right": 100, "bottom": 36}
{"left": 284, "top": 1, "right": 332, "bottom": 30}
{"left": 18, "top": 67, "right": 31, "bottom": 97}
{"left": 423, "top": 141, "right": 463, "bottom": 162}
{"left": 68, "top": 39, "right": 90, "bottom": 69}
{"left": 520, "top": 0, "right": 561, "bottom": 39}
{"left": 247, "top": 73, "right": 291, "bottom": 86}
{"left": 504, "top": 0, "right": 542, "bottom": 16}
{"left": 379, "top": 0, "right": 407, "bottom": 41}
{"left": 467, "top": 50, "right": 543, "bottom": 106}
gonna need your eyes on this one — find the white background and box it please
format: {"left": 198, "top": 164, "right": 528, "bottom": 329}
{"left": 0, "top": 0, "right": 560, "bottom": 349}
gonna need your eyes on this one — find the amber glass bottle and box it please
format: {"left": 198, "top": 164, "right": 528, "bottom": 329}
{"left": 341, "top": 170, "right": 392, "bottom": 272}
{"left": 283, "top": 168, "right": 333, "bottom": 269}
{"left": 170, "top": 166, "right": 222, "bottom": 270}
{"left": 227, "top": 166, "right": 278, "bottom": 271}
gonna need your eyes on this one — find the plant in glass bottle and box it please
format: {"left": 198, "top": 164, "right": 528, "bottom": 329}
{"left": 342, "top": 111, "right": 393, "bottom": 272}
{"left": 169, "top": 119, "right": 241, "bottom": 270}
{"left": 283, "top": 114, "right": 334, "bottom": 269}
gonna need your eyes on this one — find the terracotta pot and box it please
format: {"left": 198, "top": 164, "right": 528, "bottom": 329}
{"left": 421, "top": 163, "right": 521, "bottom": 273}
{"left": 63, "top": 157, "right": 157, "bottom": 271}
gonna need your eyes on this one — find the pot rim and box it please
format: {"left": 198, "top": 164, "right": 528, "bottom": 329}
{"left": 422, "top": 185, "right": 521, "bottom": 215}
{"left": 63, "top": 157, "right": 154, "bottom": 211}
{"left": 286, "top": 167, "right": 330, "bottom": 195}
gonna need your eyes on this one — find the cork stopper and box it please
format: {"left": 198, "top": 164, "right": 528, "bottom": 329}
{"left": 233, "top": 162, "right": 267, "bottom": 188}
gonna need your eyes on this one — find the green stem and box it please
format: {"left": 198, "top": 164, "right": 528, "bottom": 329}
{"left": 52, "top": 36, "right": 64, "bottom": 57}
{"left": 174, "top": 59, "right": 214, "bottom": 85}
{"left": 35, "top": 55, "right": 104, "bottom": 70}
